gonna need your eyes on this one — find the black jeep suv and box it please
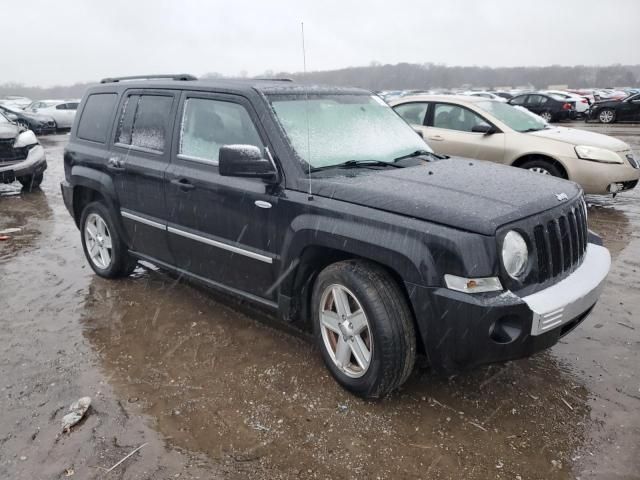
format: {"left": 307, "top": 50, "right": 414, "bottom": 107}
{"left": 61, "top": 75, "right": 610, "bottom": 398}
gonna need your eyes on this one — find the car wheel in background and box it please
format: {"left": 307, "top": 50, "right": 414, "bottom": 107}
{"left": 312, "top": 260, "right": 416, "bottom": 399}
{"left": 598, "top": 109, "right": 615, "bottom": 124}
{"left": 540, "top": 111, "right": 554, "bottom": 122}
{"left": 80, "top": 201, "right": 137, "bottom": 279}
{"left": 520, "top": 158, "right": 564, "bottom": 178}
{"left": 18, "top": 173, "right": 43, "bottom": 191}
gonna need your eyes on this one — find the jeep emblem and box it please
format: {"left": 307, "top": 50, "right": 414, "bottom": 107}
{"left": 556, "top": 193, "right": 568, "bottom": 201}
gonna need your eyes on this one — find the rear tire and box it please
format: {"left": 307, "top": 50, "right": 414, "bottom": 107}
{"left": 312, "top": 260, "right": 416, "bottom": 399}
{"left": 80, "top": 201, "right": 137, "bottom": 278}
{"left": 598, "top": 109, "right": 615, "bottom": 124}
{"left": 520, "top": 158, "right": 564, "bottom": 178}
{"left": 540, "top": 110, "right": 554, "bottom": 123}
{"left": 18, "top": 173, "right": 43, "bottom": 191}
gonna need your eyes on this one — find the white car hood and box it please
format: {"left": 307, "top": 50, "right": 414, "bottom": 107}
{"left": 529, "top": 126, "right": 629, "bottom": 151}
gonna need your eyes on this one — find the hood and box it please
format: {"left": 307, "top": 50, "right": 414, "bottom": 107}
{"left": 0, "top": 122, "right": 19, "bottom": 140}
{"left": 528, "top": 126, "right": 629, "bottom": 151}
{"left": 311, "top": 159, "right": 582, "bottom": 235}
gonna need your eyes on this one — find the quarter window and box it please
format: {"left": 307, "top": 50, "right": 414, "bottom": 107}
{"left": 179, "top": 98, "right": 262, "bottom": 164}
{"left": 432, "top": 104, "right": 490, "bottom": 132}
{"left": 115, "top": 94, "right": 173, "bottom": 153}
{"left": 393, "top": 102, "right": 428, "bottom": 125}
{"left": 77, "top": 93, "right": 118, "bottom": 143}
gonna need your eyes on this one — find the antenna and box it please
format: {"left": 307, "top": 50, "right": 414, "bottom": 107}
{"left": 302, "top": 21, "right": 313, "bottom": 201}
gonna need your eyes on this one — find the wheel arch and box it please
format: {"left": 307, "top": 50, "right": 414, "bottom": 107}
{"left": 511, "top": 153, "right": 569, "bottom": 179}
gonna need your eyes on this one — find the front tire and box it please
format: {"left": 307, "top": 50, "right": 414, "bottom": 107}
{"left": 312, "top": 260, "right": 416, "bottom": 399}
{"left": 520, "top": 158, "right": 564, "bottom": 178}
{"left": 598, "top": 109, "right": 615, "bottom": 124}
{"left": 18, "top": 173, "right": 43, "bottom": 191}
{"left": 80, "top": 201, "right": 137, "bottom": 278}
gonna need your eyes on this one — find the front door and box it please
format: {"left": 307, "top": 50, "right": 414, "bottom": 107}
{"left": 423, "top": 102, "right": 505, "bottom": 163}
{"left": 110, "top": 90, "right": 178, "bottom": 264}
{"left": 617, "top": 95, "right": 640, "bottom": 121}
{"left": 165, "top": 92, "right": 278, "bottom": 300}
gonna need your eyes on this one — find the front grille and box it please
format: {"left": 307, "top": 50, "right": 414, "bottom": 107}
{"left": 0, "top": 138, "right": 28, "bottom": 163}
{"left": 533, "top": 199, "right": 588, "bottom": 284}
{"left": 626, "top": 153, "right": 639, "bottom": 169}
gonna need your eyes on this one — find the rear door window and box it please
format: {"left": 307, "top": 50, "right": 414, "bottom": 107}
{"left": 115, "top": 94, "right": 173, "bottom": 153}
{"left": 77, "top": 93, "right": 118, "bottom": 143}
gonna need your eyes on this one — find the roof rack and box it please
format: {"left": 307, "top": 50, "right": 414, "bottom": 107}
{"left": 100, "top": 74, "right": 197, "bottom": 84}
{"left": 253, "top": 78, "right": 294, "bottom": 82}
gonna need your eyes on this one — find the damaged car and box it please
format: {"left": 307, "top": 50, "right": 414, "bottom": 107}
{"left": 0, "top": 104, "right": 56, "bottom": 134}
{"left": 62, "top": 75, "right": 610, "bottom": 398}
{"left": 0, "top": 111, "right": 47, "bottom": 189}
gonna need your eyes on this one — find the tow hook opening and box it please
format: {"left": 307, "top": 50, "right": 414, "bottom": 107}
{"left": 489, "top": 315, "right": 523, "bottom": 344}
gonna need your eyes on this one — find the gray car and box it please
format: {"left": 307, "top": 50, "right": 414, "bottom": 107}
{"left": 0, "top": 111, "right": 47, "bottom": 189}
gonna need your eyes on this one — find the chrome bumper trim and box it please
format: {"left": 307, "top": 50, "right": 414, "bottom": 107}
{"left": 522, "top": 243, "right": 610, "bottom": 336}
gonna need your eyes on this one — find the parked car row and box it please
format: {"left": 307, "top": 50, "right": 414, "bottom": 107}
{"left": 0, "top": 97, "right": 80, "bottom": 131}
{"left": 391, "top": 94, "right": 639, "bottom": 195}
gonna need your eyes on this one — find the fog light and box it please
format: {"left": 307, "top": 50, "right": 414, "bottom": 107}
{"left": 489, "top": 316, "right": 523, "bottom": 344}
{"left": 444, "top": 275, "right": 503, "bottom": 293}
{"left": 608, "top": 182, "right": 623, "bottom": 193}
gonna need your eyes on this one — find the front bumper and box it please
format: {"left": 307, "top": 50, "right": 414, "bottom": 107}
{"left": 407, "top": 243, "right": 610, "bottom": 374}
{"left": 561, "top": 151, "right": 640, "bottom": 194}
{"left": 0, "top": 145, "right": 47, "bottom": 183}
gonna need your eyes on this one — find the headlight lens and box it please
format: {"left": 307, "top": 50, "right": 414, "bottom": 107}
{"left": 575, "top": 145, "right": 623, "bottom": 164}
{"left": 502, "top": 231, "right": 528, "bottom": 279}
{"left": 13, "top": 130, "right": 38, "bottom": 148}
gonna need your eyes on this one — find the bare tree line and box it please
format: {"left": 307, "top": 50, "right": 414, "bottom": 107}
{"left": 2, "top": 63, "right": 638, "bottom": 100}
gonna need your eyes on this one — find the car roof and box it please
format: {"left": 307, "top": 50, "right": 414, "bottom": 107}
{"left": 87, "top": 78, "right": 368, "bottom": 97}
{"left": 390, "top": 94, "right": 496, "bottom": 105}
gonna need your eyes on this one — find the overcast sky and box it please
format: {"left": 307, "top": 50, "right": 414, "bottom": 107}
{"left": 2, "top": 0, "right": 639, "bottom": 86}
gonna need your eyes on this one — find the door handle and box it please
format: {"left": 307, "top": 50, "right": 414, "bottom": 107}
{"left": 107, "top": 156, "right": 125, "bottom": 172}
{"left": 170, "top": 178, "right": 195, "bottom": 191}
{"left": 428, "top": 135, "right": 444, "bottom": 141}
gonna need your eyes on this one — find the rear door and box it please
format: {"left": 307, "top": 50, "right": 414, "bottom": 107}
{"left": 165, "top": 91, "right": 278, "bottom": 300}
{"left": 423, "top": 102, "right": 505, "bottom": 162}
{"left": 110, "top": 90, "right": 178, "bottom": 264}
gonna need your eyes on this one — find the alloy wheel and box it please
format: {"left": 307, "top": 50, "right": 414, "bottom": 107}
{"left": 599, "top": 110, "right": 614, "bottom": 123}
{"left": 84, "top": 213, "right": 113, "bottom": 269}
{"left": 319, "top": 284, "right": 373, "bottom": 378}
{"left": 540, "top": 112, "right": 553, "bottom": 122}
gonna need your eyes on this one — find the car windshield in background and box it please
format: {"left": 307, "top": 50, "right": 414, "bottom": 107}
{"left": 269, "top": 94, "right": 430, "bottom": 169}
{"left": 475, "top": 100, "right": 547, "bottom": 132}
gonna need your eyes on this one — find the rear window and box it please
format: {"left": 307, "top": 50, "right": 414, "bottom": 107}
{"left": 115, "top": 94, "right": 173, "bottom": 153}
{"left": 77, "top": 93, "right": 118, "bottom": 143}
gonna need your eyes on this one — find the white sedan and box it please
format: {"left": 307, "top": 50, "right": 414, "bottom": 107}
{"left": 25, "top": 100, "right": 80, "bottom": 129}
{"left": 462, "top": 91, "right": 508, "bottom": 102}
{"left": 542, "top": 90, "right": 590, "bottom": 115}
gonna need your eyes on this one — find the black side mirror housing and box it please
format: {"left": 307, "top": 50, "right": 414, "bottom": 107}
{"left": 219, "top": 145, "right": 277, "bottom": 180}
{"left": 471, "top": 124, "right": 497, "bottom": 134}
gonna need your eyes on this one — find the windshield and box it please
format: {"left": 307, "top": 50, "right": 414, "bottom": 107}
{"left": 269, "top": 94, "right": 431, "bottom": 169}
{"left": 475, "top": 100, "right": 547, "bottom": 132}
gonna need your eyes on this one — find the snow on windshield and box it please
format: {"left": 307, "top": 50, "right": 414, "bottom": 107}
{"left": 270, "top": 94, "right": 430, "bottom": 168}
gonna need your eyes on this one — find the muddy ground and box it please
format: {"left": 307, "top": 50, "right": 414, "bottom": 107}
{"left": 1, "top": 123, "right": 639, "bottom": 480}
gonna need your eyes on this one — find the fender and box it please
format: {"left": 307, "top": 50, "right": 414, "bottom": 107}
{"left": 70, "top": 165, "right": 120, "bottom": 209}
{"left": 277, "top": 211, "right": 498, "bottom": 300}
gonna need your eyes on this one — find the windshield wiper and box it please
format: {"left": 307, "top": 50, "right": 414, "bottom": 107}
{"left": 393, "top": 150, "right": 442, "bottom": 162}
{"left": 521, "top": 127, "right": 548, "bottom": 132}
{"left": 310, "top": 160, "right": 403, "bottom": 172}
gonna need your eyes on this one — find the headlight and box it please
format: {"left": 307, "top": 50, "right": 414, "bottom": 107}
{"left": 575, "top": 145, "right": 623, "bottom": 164}
{"left": 13, "top": 130, "right": 38, "bottom": 148}
{"left": 502, "top": 231, "right": 528, "bottom": 279}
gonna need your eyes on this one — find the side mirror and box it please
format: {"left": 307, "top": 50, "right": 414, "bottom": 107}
{"left": 471, "top": 124, "right": 497, "bottom": 134}
{"left": 218, "top": 145, "right": 277, "bottom": 180}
